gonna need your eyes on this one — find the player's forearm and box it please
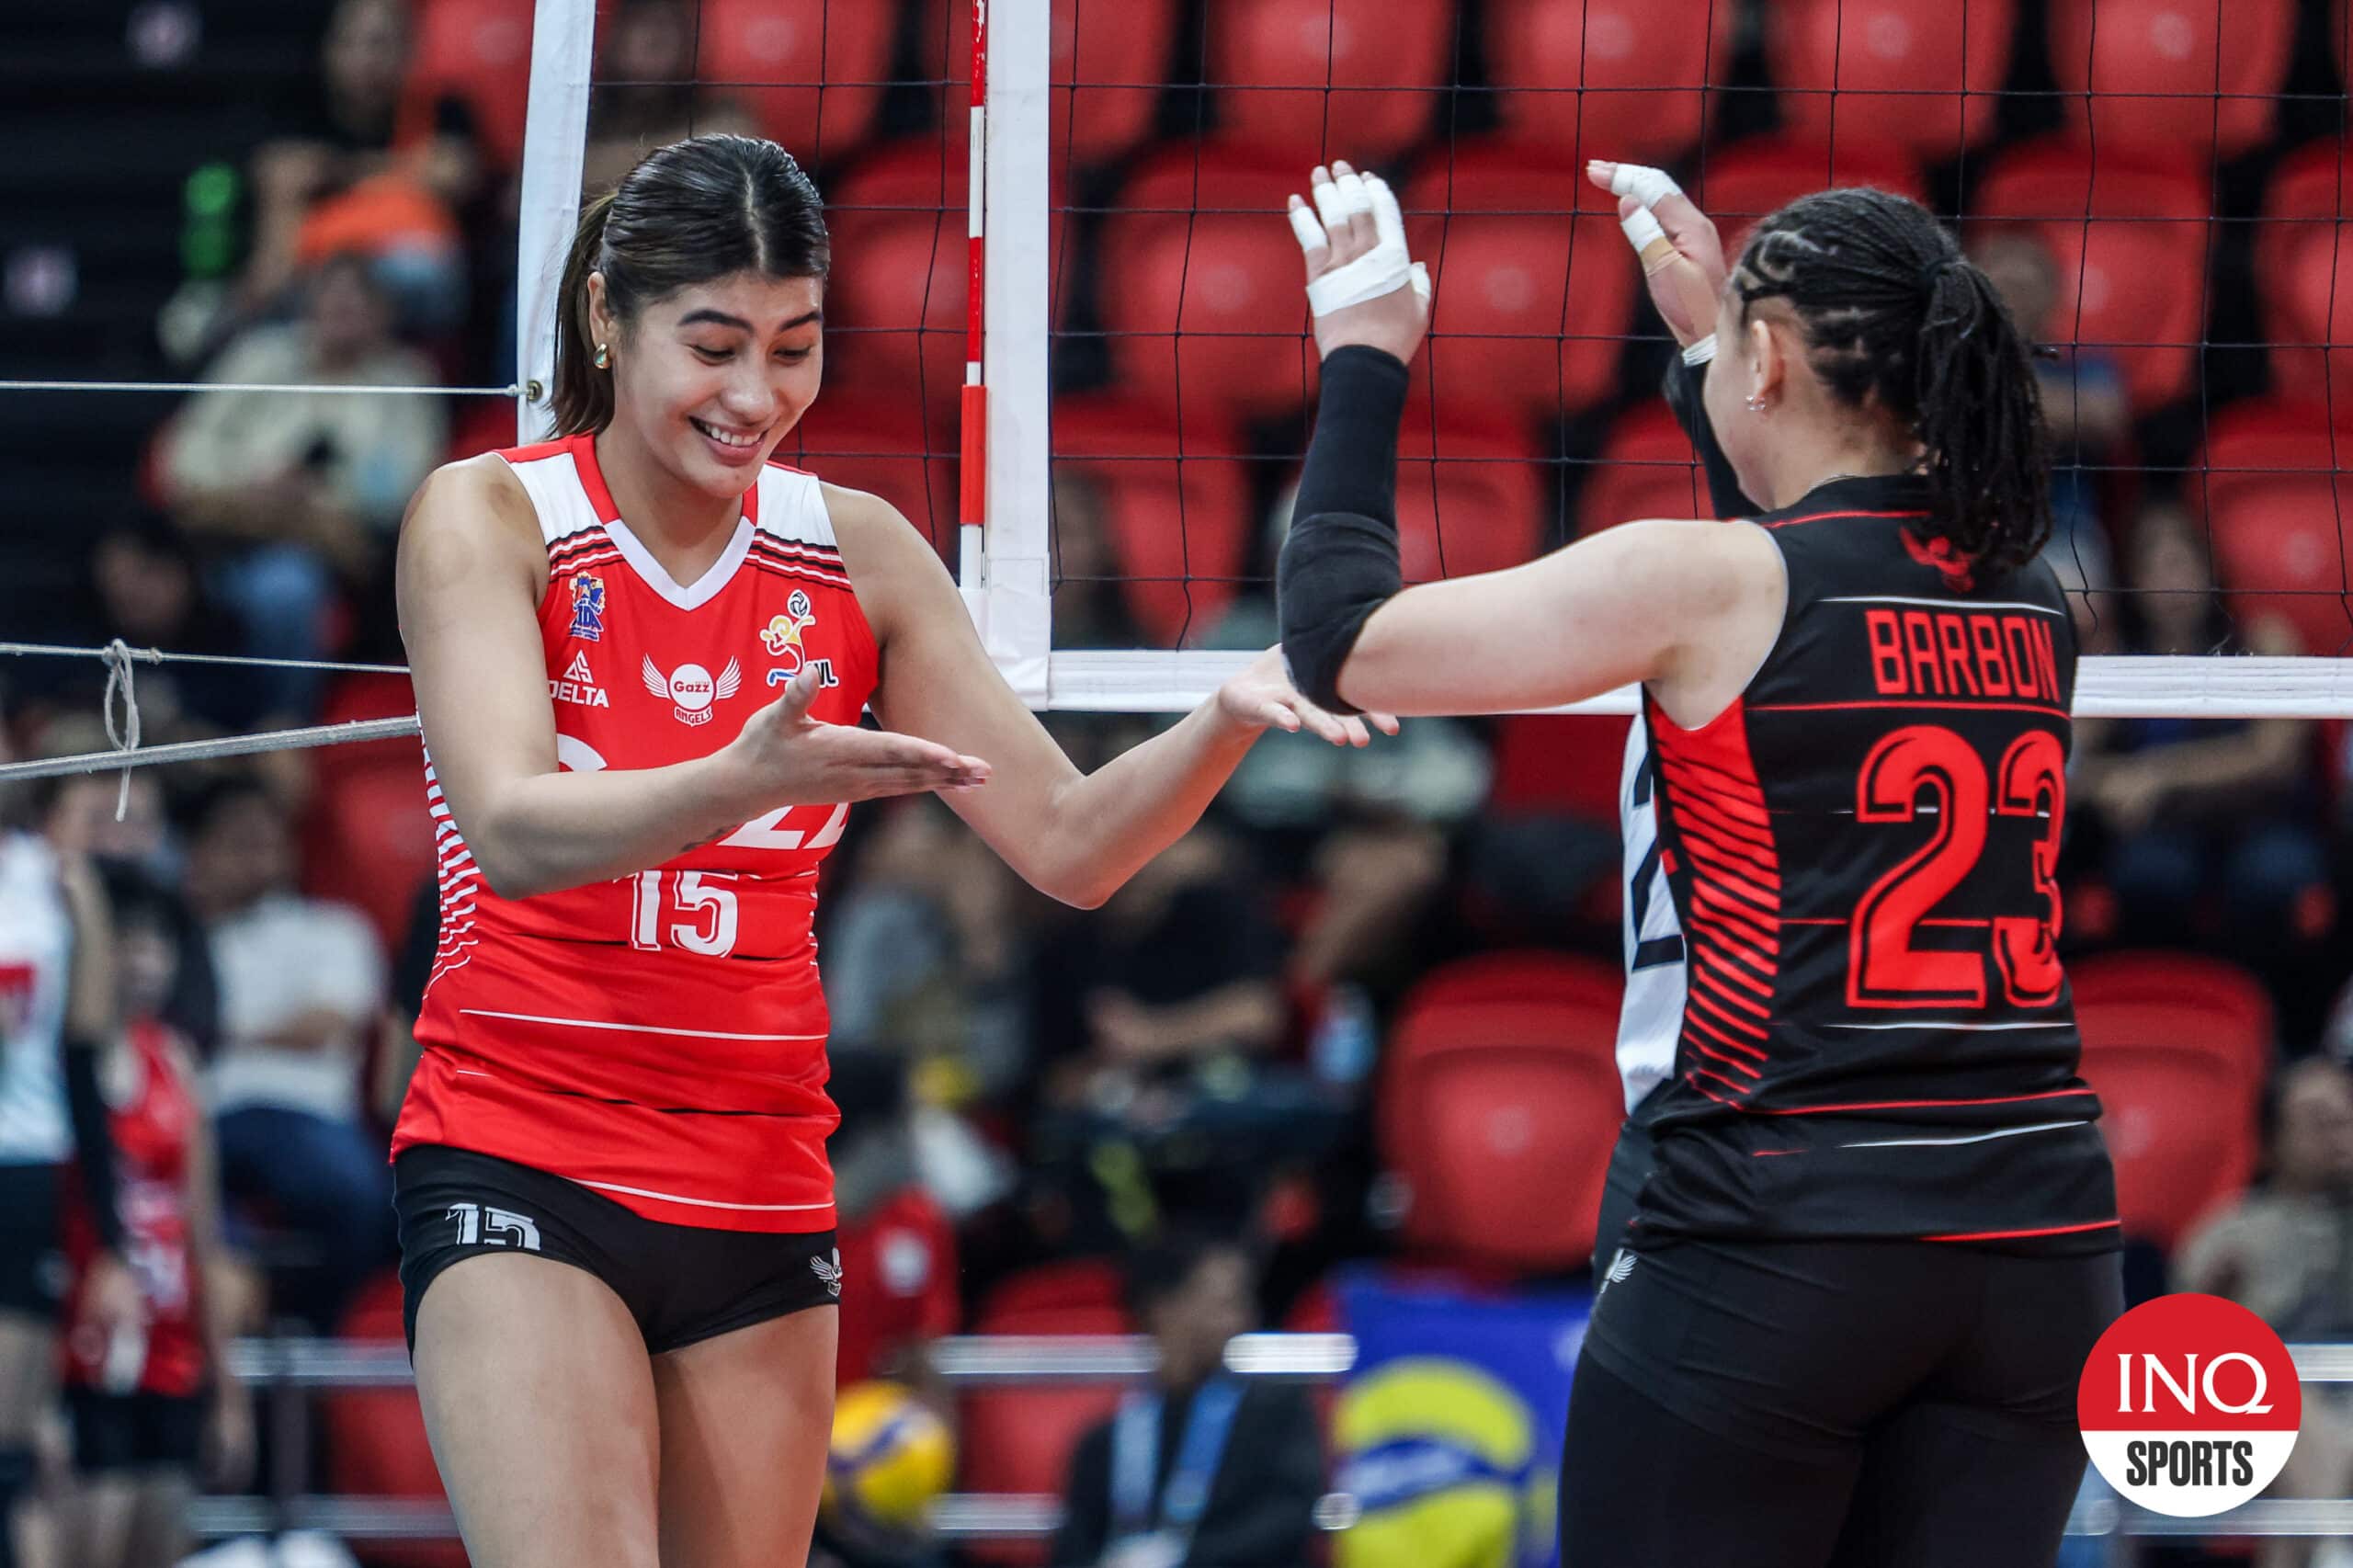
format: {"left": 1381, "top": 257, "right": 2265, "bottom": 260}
{"left": 2138, "top": 720, "right": 2309, "bottom": 801}
{"left": 1029, "top": 699, "right": 1260, "bottom": 909}
{"left": 463, "top": 754, "right": 765, "bottom": 899}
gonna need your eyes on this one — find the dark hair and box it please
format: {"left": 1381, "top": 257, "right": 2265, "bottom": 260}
{"left": 553, "top": 134, "right": 831, "bottom": 436}
{"left": 1731, "top": 187, "right": 2052, "bottom": 576}
{"left": 1124, "top": 1228, "right": 1250, "bottom": 1320}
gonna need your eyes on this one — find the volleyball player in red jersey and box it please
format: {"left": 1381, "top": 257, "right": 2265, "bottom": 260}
{"left": 60, "top": 946, "right": 250, "bottom": 1568}
{"left": 391, "top": 135, "right": 1385, "bottom": 1568}
{"left": 1279, "top": 163, "right": 2121, "bottom": 1564}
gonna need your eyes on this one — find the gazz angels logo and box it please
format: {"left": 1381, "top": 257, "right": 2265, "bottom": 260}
{"left": 642, "top": 656, "right": 742, "bottom": 726}
{"left": 760, "top": 589, "right": 838, "bottom": 689}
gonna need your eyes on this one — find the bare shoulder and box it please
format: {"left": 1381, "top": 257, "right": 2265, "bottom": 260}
{"left": 1568, "top": 516, "right": 1785, "bottom": 612}
{"left": 819, "top": 481, "right": 960, "bottom": 642}
{"left": 397, "top": 453, "right": 546, "bottom": 600}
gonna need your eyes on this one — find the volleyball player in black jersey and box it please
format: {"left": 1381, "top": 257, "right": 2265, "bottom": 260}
{"left": 1279, "top": 163, "right": 2122, "bottom": 1565}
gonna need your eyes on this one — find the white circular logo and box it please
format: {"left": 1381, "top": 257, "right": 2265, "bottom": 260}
{"left": 2079, "top": 1293, "right": 2302, "bottom": 1517}
{"left": 668, "top": 663, "right": 717, "bottom": 713}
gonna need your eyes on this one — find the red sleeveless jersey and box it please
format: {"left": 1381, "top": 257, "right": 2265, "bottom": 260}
{"left": 395, "top": 434, "right": 880, "bottom": 1231}
{"left": 62, "top": 1020, "right": 205, "bottom": 1399}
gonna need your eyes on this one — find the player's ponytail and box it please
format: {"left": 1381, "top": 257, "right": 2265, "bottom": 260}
{"left": 550, "top": 134, "right": 831, "bottom": 437}
{"left": 1911, "top": 256, "right": 2052, "bottom": 578}
{"left": 1732, "top": 187, "right": 2052, "bottom": 577}
{"left": 551, "top": 190, "right": 619, "bottom": 437}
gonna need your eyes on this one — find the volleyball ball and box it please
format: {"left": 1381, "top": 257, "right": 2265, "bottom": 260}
{"left": 823, "top": 1381, "right": 956, "bottom": 1537}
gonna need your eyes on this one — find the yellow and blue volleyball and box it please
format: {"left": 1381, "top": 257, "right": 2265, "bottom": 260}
{"left": 822, "top": 1380, "right": 957, "bottom": 1535}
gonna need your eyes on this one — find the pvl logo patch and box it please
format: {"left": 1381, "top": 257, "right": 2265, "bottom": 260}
{"left": 642, "top": 655, "right": 741, "bottom": 726}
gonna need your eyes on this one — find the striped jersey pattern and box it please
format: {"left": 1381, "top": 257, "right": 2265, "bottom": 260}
{"left": 396, "top": 434, "right": 881, "bottom": 1231}
{"left": 1632, "top": 474, "right": 2119, "bottom": 1254}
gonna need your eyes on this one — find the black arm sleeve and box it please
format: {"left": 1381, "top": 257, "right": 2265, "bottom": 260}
{"left": 1275, "top": 346, "right": 1414, "bottom": 716}
{"left": 1662, "top": 351, "right": 1759, "bottom": 519}
{"left": 63, "top": 1038, "right": 126, "bottom": 1253}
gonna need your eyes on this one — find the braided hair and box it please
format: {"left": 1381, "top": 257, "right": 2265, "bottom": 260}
{"left": 1731, "top": 187, "right": 2053, "bottom": 577}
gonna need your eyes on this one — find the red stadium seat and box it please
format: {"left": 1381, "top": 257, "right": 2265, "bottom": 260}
{"left": 2259, "top": 141, "right": 2353, "bottom": 407}
{"left": 408, "top": 0, "right": 534, "bottom": 166}
{"left": 1053, "top": 398, "right": 1255, "bottom": 648}
{"left": 1099, "top": 144, "right": 1322, "bottom": 426}
{"left": 1690, "top": 137, "right": 1929, "bottom": 261}
{"left": 823, "top": 143, "right": 973, "bottom": 414}
{"left": 975, "top": 1259, "right": 1130, "bottom": 1322}
{"left": 2193, "top": 399, "right": 2353, "bottom": 655}
{"left": 301, "top": 676, "right": 433, "bottom": 955}
{"left": 1579, "top": 403, "right": 1713, "bottom": 537}
{"left": 1970, "top": 141, "right": 2211, "bottom": 411}
{"left": 1487, "top": 714, "right": 1632, "bottom": 818}
{"left": 926, "top": 0, "right": 1182, "bottom": 170}
{"left": 322, "top": 1272, "right": 466, "bottom": 1568}
{"left": 1393, "top": 411, "right": 1549, "bottom": 584}
{"left": 1764, "top": 0, "right": 2017, "bottom": 164}
{"left": 958, "top": 1292, "right": 1135, "bottom": 1566}
{"left": 2071, "top": 952, "right": 2272, "bottom": 1250}
{"left": 1380, "top": 953, "right": 1627, "bottom": 1272}
{"left": 780, "top": 395, "right": 962, "bottom": 555}
{"left": 2051, "top": 0, "right": 2295, "bottom": 163}
{"left": 1404, "top": 146, "right": 1638, "bottom": 420}
{"left": 1204, "top": 0, "right": 1455, "bottom": 166}
{"left": 695, "top": 0, "right": 898, "bottom": 163}
{"left": 1486, "top": 0, "right": 1738, "bottom": 167}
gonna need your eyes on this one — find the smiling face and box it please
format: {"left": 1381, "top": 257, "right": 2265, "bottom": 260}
{"left": 590, "top": 268, "right": 825, "bottom": 500}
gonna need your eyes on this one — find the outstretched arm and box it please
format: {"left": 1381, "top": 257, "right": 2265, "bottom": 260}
{"left": 398, "top": 458, "right": 986, "bottom": 899}
{"left": 1276, "top": 161, "right": 1782, "bottom": 722}
{"left": 835, "top": 484, "right": 1394, "bottom": 911}
{"left": 1588, "top": 158, "right": 1759, "bottom": 519}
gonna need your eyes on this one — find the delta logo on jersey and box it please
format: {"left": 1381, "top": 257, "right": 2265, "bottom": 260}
{"left": 2078, "top": 1292, "right": 2301, "bottom": 1517}
{"left": 760, "top": 590, "right": 839, "bottom": 689}
{"left": 642, "top": 656, "right": 741, "bottom": 726}
{"left": 550, "top": 651, "right": 608, "bottom": 709}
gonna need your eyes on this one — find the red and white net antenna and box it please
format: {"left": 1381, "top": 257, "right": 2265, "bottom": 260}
{"left": 961, "top": 0, "right": 987, "bottom": 586}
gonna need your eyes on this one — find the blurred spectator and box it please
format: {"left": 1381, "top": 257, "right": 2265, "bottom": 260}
{"left": 1051, "top": 472, "right": 1149, "bottom": 653}
{"left": 1033, "top": 830, "right": 1284, "bottom": 1102}
{"left": 8, "top": 516, "right": 263, "bottom": 740}
{"left": 581, "top": 0, "right": 760, "bottom": 194}
{"left": 828, "top": 1054, "right": 960, "bottom": 1392}
{"left": 30, "top": 722, "right": 219, "bottom": 1059}
{"left": 1972, "top": 228, "right": 2130, "bottom": 594}
{"left": 2071, "top": 504, "right": 2331, "bottom": 960}
{"left": 60, "top": 865, "right": 256, "bottom": 1568}
{"left": 179, "top": 775, "right": 392, "bottom": 1324}
{"left": 159, "top": 254, "right": 447, "bottom": 715}
{"left": 825, "top": 799, "right": 1040, "bottom": 1111}
{"left": 1051, "top": 1233, "right": 1323, "bottom": 1568}
{"left": 2175, "top": 1059, "right": 2353, "bottom": 1568}
{"left": 237, "top": 0, "right": 480, "bottom": 328}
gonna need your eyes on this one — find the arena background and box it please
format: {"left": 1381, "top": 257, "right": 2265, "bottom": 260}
{"left": 6, "top": 0, "right": 2353, "bottom": 1561}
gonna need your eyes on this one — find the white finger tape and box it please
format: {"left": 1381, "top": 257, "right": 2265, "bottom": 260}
{"left": 1608, "top": 163, "right": 1683, "bottom": 208}
{"left": 1289, "top": 201, "right": 1330, "bottom": 256}
{"left": 1681, "top": 333, "right": 1718, "bottom": 367}
{"left": 1306, "top": 241, "right": 1419, "bottom": 315}
{"left": 1368, "top": 175, "right": 1405, "bottom": 251}
{"left": 1311, "top": 175, "right": 1357, "bottom": 234}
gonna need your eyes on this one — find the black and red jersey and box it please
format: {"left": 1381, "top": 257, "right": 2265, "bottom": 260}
{"left": 1633, "top": 472, "right": 2118, "bottom": 1254}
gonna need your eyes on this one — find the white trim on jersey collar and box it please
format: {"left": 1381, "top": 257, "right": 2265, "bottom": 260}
{"left": 602, "top": 518, "right": 755, "bottom": 611}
